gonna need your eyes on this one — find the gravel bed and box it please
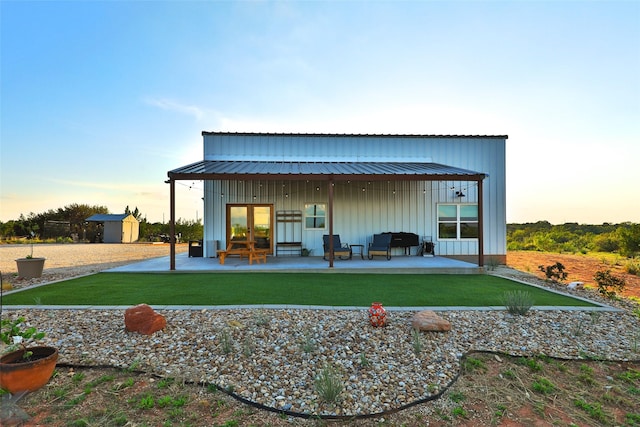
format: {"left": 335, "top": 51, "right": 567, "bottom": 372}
{"left": 3, "top": 304, "right": 640, "bottom": 417}
{"left": 2, "top": 246, "right": 639, "bottom": 418}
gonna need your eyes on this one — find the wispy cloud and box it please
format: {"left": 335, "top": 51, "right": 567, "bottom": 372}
{"left": 143, "top": 97, "right": 205, "bottom": 120}
{"left": 47, "top": 178, "right": 158, "bottom": 193}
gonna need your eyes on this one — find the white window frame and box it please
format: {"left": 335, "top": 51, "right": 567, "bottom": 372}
{"left": 437, "top": 203, "right": 479, "bottom": 240}
{"left": 303, "top": 203, "right": 326, "bottom": 230}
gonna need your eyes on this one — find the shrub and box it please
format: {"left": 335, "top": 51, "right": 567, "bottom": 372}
{"left": 532, "top": 377, "right": 556, "bottom": 394}
{"left": 314, "top": 364, "right": 343, "bottom": 404}
{"left": 538, "top": 262, "right": 568, "bottom": 282}
{"left": 574, "top": 398, "right": 607, "bottom": 423}
{"left": 411, "top": 328, "right": 423, "bottom": 355}
{"left": 300, "top": 329, "right": 316, "bottom": 353}
{"left": 593, "top": 269, "right": 626, "bottom": 299}
{"left": 452, "top": 406, "right": 467, "bottom": 418}
{"left": 462, "top": 357, "right": 487, "bottom": 373}
{"left": 219, "top": 329, "right": 234, "bottom": 354}
{"left": 1, "top": 316, "right": 46, "bottom": 359}
{"left": 625, "top": 259, "right": 640, "bottom": 276}
{"left": 359, "top": 352, "right": 370, "bottom": 367}
{"left": 502, "top": 290, "right": 534, "bottom": 315}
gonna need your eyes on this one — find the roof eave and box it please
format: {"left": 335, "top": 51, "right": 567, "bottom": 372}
{"left": 167, "top": 171, "right": 487, "bottom": 182}
{"left": 201, "top": 131, "right": 508, "bottom": 139}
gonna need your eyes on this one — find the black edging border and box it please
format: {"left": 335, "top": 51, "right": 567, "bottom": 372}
{"left": 55, "top": 350, "right": 640, "bottom": 421}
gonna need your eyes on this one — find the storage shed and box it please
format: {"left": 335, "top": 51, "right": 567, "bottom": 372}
{"left": 85, "top": 214, "right": 139, "bottom": 243}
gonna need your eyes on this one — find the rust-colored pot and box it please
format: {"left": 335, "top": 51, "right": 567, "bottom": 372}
{"left": 0, "top": 346, "right": 58, "bottom": 393}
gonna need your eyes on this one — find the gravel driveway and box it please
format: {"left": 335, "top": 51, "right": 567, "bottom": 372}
{"left": 1, "top": 243, "right": 188, "bottom": 290}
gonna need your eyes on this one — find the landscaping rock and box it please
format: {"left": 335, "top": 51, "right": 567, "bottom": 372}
{"left": 411, "top": 310, "right": 451, "bottom": 332}
{"left": 567, "top": 281, "right": 585, "bottom": 290}
{"left": 124, "top": 304, "right": 166, "bottom": 335}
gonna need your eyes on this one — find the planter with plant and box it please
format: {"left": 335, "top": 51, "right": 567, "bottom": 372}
{"left": 15, "top": 231, "right": 46, "bottom": 279}
{"left": 0, "top": 317, "right": 58, "bottom": 394}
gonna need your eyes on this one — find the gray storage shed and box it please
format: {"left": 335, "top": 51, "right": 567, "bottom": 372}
{"left": 85, "top": 214, "right": 140, "bottom": 243}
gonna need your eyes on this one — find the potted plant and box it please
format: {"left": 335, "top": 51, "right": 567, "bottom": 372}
{"left": 0, "top": 317, "right": 58, "bottom": 394}
{"left": 15, "top": 231, "right": 46, "bottom": 279}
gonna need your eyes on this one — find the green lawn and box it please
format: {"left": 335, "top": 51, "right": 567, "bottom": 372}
{"left": 1, "top": 273, "right": 597, "bottom": 307}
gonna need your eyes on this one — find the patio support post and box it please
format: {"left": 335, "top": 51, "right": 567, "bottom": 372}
{"left": 478, "top": 178, "right": 484, "bottom": 268}
{"left": 169, "top": 178, "right": 176, "bottom": 271}
{"left": 328, "top": 177, "right": 334, "bottom": 268}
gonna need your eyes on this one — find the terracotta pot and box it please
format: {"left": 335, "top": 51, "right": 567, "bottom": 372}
{"left": 15, "top": 257, "right": 46, "bottom": 279}
{"left": 0, "top": 346, "right": 58, "bottom": 393}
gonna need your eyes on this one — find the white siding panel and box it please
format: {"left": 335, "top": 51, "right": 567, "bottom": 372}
{"left": 205, "top": 134, "right": 437, "bottom": 162}
{"left": 201, "top": 134, "right": 506, "bottom": 259}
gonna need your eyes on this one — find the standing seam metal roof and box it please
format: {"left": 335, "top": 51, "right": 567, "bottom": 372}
{"left": 168, "top": 160, "right": 485, "bottom": 177}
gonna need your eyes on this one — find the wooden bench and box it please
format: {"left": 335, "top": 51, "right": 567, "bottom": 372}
{"left": 249, "top": 249, "right": 268, "bottom": 265}
{"left": 217, "top": 248, "right": 251, "bottom": 265}
{"left": 276, "top": 242, "right": 302, "bottom": 256}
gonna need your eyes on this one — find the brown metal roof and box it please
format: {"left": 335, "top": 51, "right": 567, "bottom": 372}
{"left": 168, "top": 160, "right": 487, "bottom": 181}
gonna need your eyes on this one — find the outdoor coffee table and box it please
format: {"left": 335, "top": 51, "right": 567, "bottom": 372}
{"left": 350, "top": 244, "right": 365, "bottom": 260}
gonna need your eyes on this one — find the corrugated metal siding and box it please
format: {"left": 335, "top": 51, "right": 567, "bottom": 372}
{"left": 200, "top": 134, "right": 506, "bottom": 258}
{"left": 205, "top": 134, "right": 441, "bottom": 162}
{"left": 204, "top": 179, "right": 490, "bottom": 257}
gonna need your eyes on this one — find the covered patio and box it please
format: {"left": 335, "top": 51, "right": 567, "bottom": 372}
{"left": 110, "top": 251, "right": 481, "bottom": 273}
{"left": 166, "top": 162, "right": 488, "bottom": 270}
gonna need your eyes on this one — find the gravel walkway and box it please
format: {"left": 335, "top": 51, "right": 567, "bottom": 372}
{"left": 1, "top": 244, "right": 639, "bottom": 418}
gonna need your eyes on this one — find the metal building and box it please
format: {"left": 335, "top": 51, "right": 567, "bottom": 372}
{"left": 167, "top": 132, "right": 507, "bottom": 269}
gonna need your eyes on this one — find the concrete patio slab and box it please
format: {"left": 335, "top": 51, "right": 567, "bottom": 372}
{"left": 107, "top": 252, "right": 481, "bottom": 274}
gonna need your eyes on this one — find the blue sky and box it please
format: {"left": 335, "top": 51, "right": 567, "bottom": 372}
{"left": 1, "top": 1, "right": 638, "bottom": 225}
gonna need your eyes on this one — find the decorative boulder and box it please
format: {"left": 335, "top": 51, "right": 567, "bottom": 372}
{"left": 411, "top": 310, "right": 451, "bottom": 332}
{"left": 125, "top": 304, "right": 166, "bottom": 335}
{"left": 567, "top": 281, "right": 584, "bottom": 290}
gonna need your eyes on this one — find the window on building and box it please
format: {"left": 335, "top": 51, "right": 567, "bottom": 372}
{"left": 304, "top": 203, "right": 326, "bottom": 229}
{"left": 438, "top": 204, "right": 478, "bottom": 240}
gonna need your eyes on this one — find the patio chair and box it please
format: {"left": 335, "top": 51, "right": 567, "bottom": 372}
{"left": 368, "top": 233, "right": 392, "bottom": 260}
{"left": 323, "top": 235, "right": 352, "bottom": 260}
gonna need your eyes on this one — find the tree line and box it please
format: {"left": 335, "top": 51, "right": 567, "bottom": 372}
{"left": 2, "top": 205, "right": 638, "bottom": 256}
{"left": 508, "top": 221, "right": 640, "bottom": 257}
{"left": 0, "top": 203, "right": 203, "bottom": 243}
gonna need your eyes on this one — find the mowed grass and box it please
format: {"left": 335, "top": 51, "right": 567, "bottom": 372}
{"left": 2, "top": 273, "right": 596, "bottom": 307}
